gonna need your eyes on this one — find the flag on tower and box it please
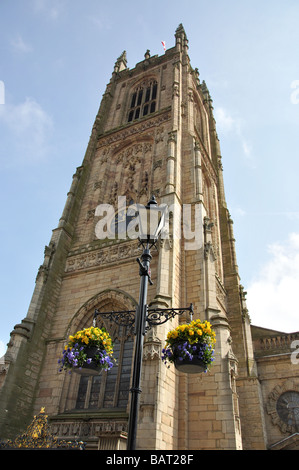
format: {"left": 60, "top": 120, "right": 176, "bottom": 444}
{"left": 161, "top": 41, "right": 166, "bottom": 52}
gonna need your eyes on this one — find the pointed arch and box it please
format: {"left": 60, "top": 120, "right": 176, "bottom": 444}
{"left": 127, "top": 77, "right": 158, "bottom": 123}
{"left": 64, "top": 288, "right": 137, "bottom": 338}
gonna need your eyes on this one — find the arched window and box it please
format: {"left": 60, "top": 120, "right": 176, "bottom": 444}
{"left": 128, "top": 81, "right": 157, "bottom": 122}
{"left": 75, "top": 322, "right": 134, "bottom": 411}
{"left": 58, "top": 291, "right": 137, "bottom": 414}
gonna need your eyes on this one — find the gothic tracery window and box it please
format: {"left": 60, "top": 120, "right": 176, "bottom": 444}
{"left": 75, "top": 323, "right": 134, "bottom": 411}
{"left": 128, "top": 80, "right": 157, "bottom": 122}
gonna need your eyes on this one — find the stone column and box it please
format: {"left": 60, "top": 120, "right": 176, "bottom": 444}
{"left": 165, "top": 131, "right": 176, "bottom": 195}
{"left": 194, "top": 140, "right": 203, "bottom": 202}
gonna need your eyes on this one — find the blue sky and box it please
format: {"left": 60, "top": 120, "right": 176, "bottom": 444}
{"left": 1, "top": 0, "right": 299, "bottom": 356}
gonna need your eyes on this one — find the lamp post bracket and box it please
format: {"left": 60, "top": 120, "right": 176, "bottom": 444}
{"left": 93, "top": 304, "right": 194, "bottom": 332}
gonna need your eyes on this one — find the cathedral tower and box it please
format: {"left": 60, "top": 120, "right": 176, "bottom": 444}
{"left": 0, "top": 25, "right": 268, "bottom": 450}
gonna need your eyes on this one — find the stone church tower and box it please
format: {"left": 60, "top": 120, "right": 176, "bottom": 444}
{"left": 1, "top": 25, "right": 299, "bottom": 451}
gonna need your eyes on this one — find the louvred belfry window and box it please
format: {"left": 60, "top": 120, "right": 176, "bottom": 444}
{"left": 128, "top": 81, "right": 157, "bottom": 122}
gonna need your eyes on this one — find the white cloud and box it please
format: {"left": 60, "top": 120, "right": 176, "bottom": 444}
{"left": 214, "top": 106, "right": 255, "bottom": 166}
{"left": 0, "top": 97, "right": 53, "bottom": 165}
{"left": 231, "top": 207, "right": 246, "bottom": 217}
{"left": 32, "top": 0, "right": 65, "bottom": 19}
{"left": 87, "top": 15, "right": 112, "bottom": 31}
{"left": 285, "top": 212, "right": 299, "bottom": 221}
{"left": 11, "top": 35, "right": 32, "bottom": 54}
{"left": 214, "top": 107, "right": 237, "bottom": 134}
{"left": 247, "top": 233, "right": 299, "bottom": 333}
{"left": 242, "top": 141, "right": 252, "bottom": 157}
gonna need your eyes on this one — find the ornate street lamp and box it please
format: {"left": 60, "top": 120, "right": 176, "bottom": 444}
{"left": 127, "top": 196, "right": 166, "bottom": 451}
{"left": 136, "top": 195, "right": 167, "bottom": 246}
{"left": 93, "top": 196, "right": 194, "bottom": 451}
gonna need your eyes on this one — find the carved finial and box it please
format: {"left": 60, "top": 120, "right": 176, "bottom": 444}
{"left": 113, "top": 51, "right": 127, "bottom": 73}
{"left": 194, "top": 68, "right": 200, "bottom": 85}
{"left": 201, "top": 80, "right": 213, "bottom": 105}
{"left": 175, "top": 23, "right": 187, "bottom": 37}
{"left": 201, "top": 80, "right": 208, "bottom": 94}
{"left": 118, "top": 50, "right": 127, "bottom": 62}
{"left": 175, "top": 24, "right": 188, "bottom": 52}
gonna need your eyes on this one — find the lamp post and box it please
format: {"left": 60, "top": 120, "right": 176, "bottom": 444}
{"left": 93, "top": 196, "right": 194, "bottom": 450}
{"left": 126, "top": 243, "right": 151, "bottom": 450}
{"left": 126, "top": 195, "right": 165, "bottom": 451}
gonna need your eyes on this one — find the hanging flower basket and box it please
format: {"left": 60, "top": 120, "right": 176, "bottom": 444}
{"left": 162, "top": 319, "right": 216, "bottom": 374}
{"left": 58, "top": 326, "right": 114, "bottom": 376}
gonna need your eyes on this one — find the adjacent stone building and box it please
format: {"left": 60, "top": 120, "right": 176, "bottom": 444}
{"left": 1, "top": 25, "right": 298, "bottom": 450}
